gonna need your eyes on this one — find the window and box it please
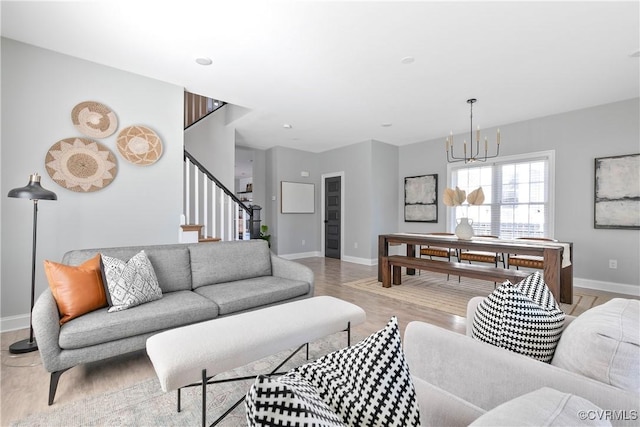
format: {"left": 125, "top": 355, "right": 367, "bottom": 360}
{"left": 447, "top": 151, "right": 555, "bottom": 239}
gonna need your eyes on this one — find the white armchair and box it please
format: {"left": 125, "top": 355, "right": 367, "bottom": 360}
{"left": 403, "top": 298, "right": 639, "bottom": 426}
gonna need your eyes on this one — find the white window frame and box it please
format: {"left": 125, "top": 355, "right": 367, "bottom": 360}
{"left": 446, "top": 150, "right": 556, "bottom": 238}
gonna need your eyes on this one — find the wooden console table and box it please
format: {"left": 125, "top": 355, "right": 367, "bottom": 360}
{"left": 378, "top": 233, "right": 573, "bottom": 304}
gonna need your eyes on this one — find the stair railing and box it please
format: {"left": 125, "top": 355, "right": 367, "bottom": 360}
{"left": 184, "top": 149, "right": 252, "bottom": 241}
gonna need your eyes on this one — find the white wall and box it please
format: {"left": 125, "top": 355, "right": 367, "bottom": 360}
{"left": 399, "top": 98, "right": 640, "bottom": 292}
{"left": 184, "top": 104, "right": 235, "bottom": 189}
{"left": 1, "top": 38, "right": 184, "bottom": 329}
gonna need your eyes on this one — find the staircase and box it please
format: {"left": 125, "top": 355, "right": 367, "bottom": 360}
{"left": 182, "top": 91, "right": 256, "bottom": 242}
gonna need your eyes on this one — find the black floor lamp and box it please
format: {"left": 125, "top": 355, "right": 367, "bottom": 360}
{"left": 8, "top": 173, "right": 57, "bottom": 354}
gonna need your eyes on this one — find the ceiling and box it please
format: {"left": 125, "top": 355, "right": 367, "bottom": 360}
{"left": 2, "top": 1, "right": 639, "bottom": 158}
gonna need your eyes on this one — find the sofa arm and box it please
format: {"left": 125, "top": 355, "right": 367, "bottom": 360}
{"left": 270, "top": 254, "right": 315, "bottom": 295}
{"left": 412, "top": 376, "right": 485, "bottom": 426}
{"left": 404, "top": 321, "right": 639, "bottom": 426}
{"left": 32, "top": 289, "right": 63, "bottom": 373}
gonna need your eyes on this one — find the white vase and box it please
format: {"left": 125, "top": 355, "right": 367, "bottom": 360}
{"left": 455, "top": 217, "right": 474, "bottom": 240}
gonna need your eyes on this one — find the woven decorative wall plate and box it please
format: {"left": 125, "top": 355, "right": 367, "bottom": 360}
{"left": 116, "top": 125, "right": 163, "bottom": 166}
{"left": 45, "top": 137, "right": 118, "bottom": 192}
{"left": 71, "top": 101, "right": 118, "bottom": 138}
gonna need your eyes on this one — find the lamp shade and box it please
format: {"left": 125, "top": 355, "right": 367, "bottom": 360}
{"left": 8, "top": 174, "right": 57, "bottom": 201}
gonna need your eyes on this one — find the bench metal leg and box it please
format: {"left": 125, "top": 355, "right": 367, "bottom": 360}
{"left": 178, "top": 321, "right": 355, "bottom": 426}
{"left": 202, "top": 369, "right": 207, "bottom": 427}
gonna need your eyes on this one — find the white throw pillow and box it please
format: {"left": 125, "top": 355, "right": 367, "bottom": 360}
{"left": 552, "top": 298, "right": 640, "bottom": 392}
{"left": 101, "top": 250, "right": 162, "bottom": 312}
{"left": 472, "top": 272, "right": 565, "bottom": 362}
{"left": 292, "top": 316, "right": 421, "bottom": 426}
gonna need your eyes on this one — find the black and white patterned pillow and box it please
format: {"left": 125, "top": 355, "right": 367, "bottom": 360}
{"left": 472, "top": 271, "right": 565, "bottom": 362}
{"left": 246, "top": 373, "right": 345, "bottom": 427}
{"left": 101, "top": 250, "right": 162, "bottom": 312}
{"left": 291, "top": 316, "right": 421, "bottom": 427}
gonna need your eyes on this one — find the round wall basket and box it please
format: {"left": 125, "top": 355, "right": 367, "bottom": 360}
{"left": 116, "top": 125, "right": 163, "bottom": 166}
{"left": 45, "top": 137, "right": 118, "bottom": 192}
{"left": 71, "top": 101, "right": 118, "bottom": 138}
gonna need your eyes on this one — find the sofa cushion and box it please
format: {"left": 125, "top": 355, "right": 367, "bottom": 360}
{"left": 245, "top": 374, "right": 345, "bottom": 427}
{"left": 43, "top": 253, "right": 107, "bottom": 324}
{"left": 189, "top": 240, "right": 272, "bottom": 289}
{"left": 469, "top": 387, "right": 611, "bottom": 426}
{"left": 291, "top": 316, "right": 421, "bottom": 426}
{"left": 552, "top": 298, "right": 640, "bottom": 392}
{"left": 102, "top": 251, "right": 163, "bottom": 312}
{"left": 194, "top": 276, "right": 310, "bottom": 315}
{"left": 472, "top": 272, "right": 565, "bottom": 362}
{"left": 61, "top": 245, "right": 192, "bottom": 293}
{"left": 58, "top": 291, "right": 218, "bottom": 349}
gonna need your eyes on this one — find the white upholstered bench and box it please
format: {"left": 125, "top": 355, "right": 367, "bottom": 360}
{"left": 146, "top": 296, "right": 366, "bottom": 426}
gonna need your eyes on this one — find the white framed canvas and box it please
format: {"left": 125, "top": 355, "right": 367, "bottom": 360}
{"left": 404, "top": 174, "right": 438, "bottom": 222}
{"left": 594, "top": 153, "right": 640, "bottom": 229}
{"left": 281, "top": 181, "right": 315, "bottom": 213}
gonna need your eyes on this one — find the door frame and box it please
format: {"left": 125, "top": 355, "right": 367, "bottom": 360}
{"left": 320, "top": 171, "right": 345, "bottom": 259}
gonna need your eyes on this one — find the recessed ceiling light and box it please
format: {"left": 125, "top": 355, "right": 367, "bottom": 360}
{"left": 400, "top": 56, "right": 415, "bottom": 64}
{"left": 195, "top": 57, "right": 212, "bottom": 66}
{"left": 283, "top": 124, "right": 293, "bottom": 129}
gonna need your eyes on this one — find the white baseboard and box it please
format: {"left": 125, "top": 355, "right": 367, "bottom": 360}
{"left": 341, "top": 255, "right": 377, "bottom": 266}
{"left": 574, "top": 277, "right": 640, "bottom": 297}
{"left": 1, "top": 313, "right": 30, "bottom": 333}
{"left": 279, "top": 251, "right": 322, "bottom": 260}
{"left": 281, "top": 252, "right": 376, "bottom": 265}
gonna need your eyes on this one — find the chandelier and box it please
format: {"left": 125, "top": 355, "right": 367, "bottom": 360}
{"left": 446, "top": 98, "right": 500, "bottom": 163}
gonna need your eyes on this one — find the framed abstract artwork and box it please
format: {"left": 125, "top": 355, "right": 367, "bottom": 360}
{"left": 594, "top": 153, "right": 640, "bottom": 229}
{"left": 404, "top": 174, "right": 438, "bottom": 222}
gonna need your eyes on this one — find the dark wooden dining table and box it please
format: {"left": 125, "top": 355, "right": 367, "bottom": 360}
{"left": 378, "top": 233, "right": 573, "bottom": 304}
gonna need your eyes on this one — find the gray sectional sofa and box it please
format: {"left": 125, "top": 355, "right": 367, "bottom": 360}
{"left": 32, "top": 239, "right": 314, "bottom": 405}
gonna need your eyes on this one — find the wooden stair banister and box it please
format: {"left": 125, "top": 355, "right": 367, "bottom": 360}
{"left": 183, "top": 149, "right": 259, "bottom": 242}
{"left": 183, "top": 91, "right": 261, "bottom": 241}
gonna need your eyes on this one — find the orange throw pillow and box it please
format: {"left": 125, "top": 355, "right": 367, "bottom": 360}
{"left": 44, "top": 253, "right": 107, "bottom": 324}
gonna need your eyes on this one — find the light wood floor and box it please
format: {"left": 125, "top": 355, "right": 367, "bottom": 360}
{"left": 0, "top": 257, "right": 627, "bottom": 424}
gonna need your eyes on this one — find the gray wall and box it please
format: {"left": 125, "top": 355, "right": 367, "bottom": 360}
{"left": 315, "top": 139, "right": 398, "bottom": 261}
{"left": 1, "top": 38, "right": 184, "bottom": 325}
{"left": 370, "top": 140, "right": 400, "bottom": 259}
{"left": 261, "top": 139, "right": 399, "bottom": 263}
{"left": 266, "top": 146, "right": 320, "bottom": 255}
{"left": 319, "top": 141, "right": 373, "bottom": 260}
{"left": 399, "top": 98, "right": 640, "bottom": 289}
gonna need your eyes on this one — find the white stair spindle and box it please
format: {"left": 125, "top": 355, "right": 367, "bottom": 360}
{"left": 203, "top": 178, "right": 208, "bottom": 239}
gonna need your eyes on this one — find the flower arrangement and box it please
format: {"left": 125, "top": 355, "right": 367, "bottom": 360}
{"left": 443, "top": 186, "right": 484, "bottom": 239}
{"left": 443, "top": 186, "right": 485, "bottom": 207}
